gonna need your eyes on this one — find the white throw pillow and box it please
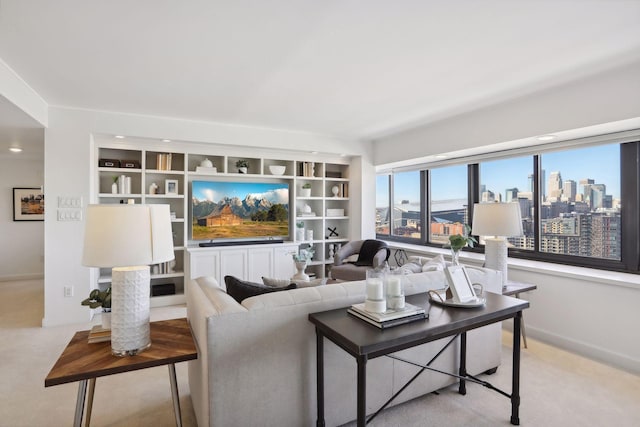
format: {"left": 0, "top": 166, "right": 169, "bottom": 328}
{"left": 262, "top": 277, "right": 293, "bottom": 288}
{"left": 293, "top": 278, "right": 327, "bottom": 287}
{"left": 421, "top": 254, "right": 447, "bottom": 272}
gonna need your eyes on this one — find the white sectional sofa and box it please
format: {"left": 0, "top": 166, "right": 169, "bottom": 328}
{"left": 186, "top": 267, "right": 502, "bottom": 427}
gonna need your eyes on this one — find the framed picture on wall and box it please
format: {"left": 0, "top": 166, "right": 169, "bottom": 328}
{"left": 13, "top": 187, "right": 44, "bottom": 221}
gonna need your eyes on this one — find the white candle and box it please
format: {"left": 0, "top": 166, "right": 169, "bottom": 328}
{"left": 386, "top": 277, "right": 402, "bottom": 297}
{"left": 366, "top": 278, "right": 384, "bottom": 300}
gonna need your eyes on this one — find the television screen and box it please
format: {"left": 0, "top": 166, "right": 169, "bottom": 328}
{"left": 191, "top": 180, "right": 289, "bottom": 241}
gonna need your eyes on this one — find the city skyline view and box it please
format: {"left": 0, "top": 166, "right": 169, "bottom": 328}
{"left": 376, "top": 143, "right": 621, "bottom": 261}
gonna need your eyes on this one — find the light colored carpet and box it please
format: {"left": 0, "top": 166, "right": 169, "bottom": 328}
{"left": 1, "top": 279, "right": 639, "bottom": 427}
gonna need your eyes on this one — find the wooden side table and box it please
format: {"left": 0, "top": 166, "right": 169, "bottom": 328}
{"left": 45, "top": 318, "right": 197, "bottom": 427}
{"left": 503, "top": 281, "right": 537, "bottom": 348}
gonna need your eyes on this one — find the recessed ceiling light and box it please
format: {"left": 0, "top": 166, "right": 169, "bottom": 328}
{"left": 435, "top": 154, "right": 448, "bottom": 159}
{"left": 115, "top": 135, "right": 125, "bottom": 139}
{"left": 9, "top": 147, "right": 22, "bottom": 153}
{"left": 162, "top": 139, "right": 171, "bottom": 143}
{"left": 311, "top": 151, "right": 318, "bottom": 155}
{"left": 537, "top": 135, "right": 556, "bottom": 141}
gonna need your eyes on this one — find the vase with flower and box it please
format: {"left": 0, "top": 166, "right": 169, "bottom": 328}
{"left": 445, "top": 224, "right": 477, "bottom": 266}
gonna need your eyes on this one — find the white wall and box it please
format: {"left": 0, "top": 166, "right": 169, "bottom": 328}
{"left": 373, "top": 59, "right": 640, "bottom": 164}
{"left": 0, "top": 155, "right": 44, "bottom": 280}
{"left": 42, "top": 107, "right": 371, "bottom": 326}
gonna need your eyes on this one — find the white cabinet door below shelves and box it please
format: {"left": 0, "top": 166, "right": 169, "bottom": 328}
{"left": 247, "top": 248, "right": 274, "bottom": 283}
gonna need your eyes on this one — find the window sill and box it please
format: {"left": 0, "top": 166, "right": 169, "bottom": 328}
{"left": 385, "top": 241, "right": 640, "bottom": 290}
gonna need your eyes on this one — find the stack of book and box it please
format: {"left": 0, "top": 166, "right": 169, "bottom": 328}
{"left": 87, "top": 325, "right": 111, "bottom": 344}
{"left": 156, "top": 153, "right": 173, "bottom": 170}
{"left": 348, "top": 302, "right": 427, "bottom": 329}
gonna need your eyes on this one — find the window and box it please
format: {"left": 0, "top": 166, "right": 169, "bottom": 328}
{"left": 375, "top": 174, "right": 390, "bottom": 235}
{"left": 479, "top": 156, "right": 534, "bottom": 251}
{"left": 392, "top": 171, "right": 421, "bottom": 239}
{"left": 375, "top": 139, "right": 638, "bottom": 273}
{"left": 540, "top": 144, "right": 621, "bottom": 261}
{"left": 429, "top": 165, "right": 467, "bottom": 245}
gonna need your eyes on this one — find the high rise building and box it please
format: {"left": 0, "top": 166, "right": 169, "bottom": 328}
{"left": 562, "top": 180, "right": 577, "bottom": 202}
{"left": 505, "top": 187, "right": 519, "bottom": 202}
{"left": 548, "top": 171, "right": 563, "bottom": 200}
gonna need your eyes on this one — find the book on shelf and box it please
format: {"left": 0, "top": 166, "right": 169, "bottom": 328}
{"left": 348, "top": 302, "right": 427, "bottom": 329}
{"left": 88, "top": 325, "right": 111, "bottom": 344}
{"left": 347, "top": 308, "right": 426, "bottom": 329}
{"left": 156, "top": 153, "right": 173, "bottom": 171}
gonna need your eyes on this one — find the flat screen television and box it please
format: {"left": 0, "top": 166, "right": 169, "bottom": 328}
{"left": 191, "top": 180, "right": 290, "bottom": 242}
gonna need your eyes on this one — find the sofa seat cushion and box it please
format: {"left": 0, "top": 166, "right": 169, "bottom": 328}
{"left": 224, "top": 275, "right": 296, "bottom": 303}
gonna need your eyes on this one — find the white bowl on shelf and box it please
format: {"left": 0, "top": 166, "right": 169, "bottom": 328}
{"left": 269, "top": 165, "right": 286, "bottom": 175}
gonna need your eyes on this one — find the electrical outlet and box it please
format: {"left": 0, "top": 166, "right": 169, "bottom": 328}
{"left": 64, "top": 286, "right": 73, "bottom": 297}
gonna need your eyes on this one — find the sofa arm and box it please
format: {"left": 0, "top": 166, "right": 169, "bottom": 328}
{"left": 334, "top": 241, "right": 359, "bottom": 266}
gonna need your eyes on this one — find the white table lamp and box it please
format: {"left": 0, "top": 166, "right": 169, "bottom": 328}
{"left": 471, "top": 202, "right": 523, "bottom": 286}
{"left": 82, "top": 204, "right": 174, "bottom": 356}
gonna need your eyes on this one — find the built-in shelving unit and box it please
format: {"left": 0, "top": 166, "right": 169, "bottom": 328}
{"left": 91, "top": 139, "right": 352, "bottom": 307}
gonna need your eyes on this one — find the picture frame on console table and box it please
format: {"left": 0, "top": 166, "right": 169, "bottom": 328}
{"left": 444, "top": 265, "right": 477, "bottom": 303}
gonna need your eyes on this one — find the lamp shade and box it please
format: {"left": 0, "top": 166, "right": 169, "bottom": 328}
{"left": 471, "top": 203, "right": 523, "bottom": 237}
{"left": 82, "top": 204, "right": 174, "bottom": 267}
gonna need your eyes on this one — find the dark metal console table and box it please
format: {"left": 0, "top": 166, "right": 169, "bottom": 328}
{"left": 309, "top": 292, "right": 529, "bottom": 426}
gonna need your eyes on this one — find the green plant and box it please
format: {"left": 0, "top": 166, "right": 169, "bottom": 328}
{"left": 112, "top": 175, "right": 119, "bottom": 183}
{"left": 302, "top": 183, "right": 312, "bottom": 189}
{"left": 235, "top": 159, "right": 249, "bottom": 168}
{"left": 81, "top": 287, "right": 111, "bottom": 310}
{"left": 446, "top": 224, "right": 477, "bottom": 251}
{"left": 296, "top": 221, "right": 305, "bottom": 228}
{"left": 292, "top": 247, "right": 315, "bottom": 262}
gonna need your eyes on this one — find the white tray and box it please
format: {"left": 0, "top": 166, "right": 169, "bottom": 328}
{"left": 428, "top": 291, "right": 486, "bottom": 308}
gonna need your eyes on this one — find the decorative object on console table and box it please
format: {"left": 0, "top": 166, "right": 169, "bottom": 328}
{"left": 81, "top": 287, "right": 112, "bottom": 330}
{"left": 472, "top": 202, "right": 523, "bottom": 286}
{"left": 364, "top": 269, "right": 386, "bottom": 313}
{"left": 12, "top": 187, "right": 44, "bottom": 221}
{"left": 82, "top": 204, "right": 174, "bottom": 356}
{"left": 444, "top": 223, "right": 477, "bottom": 266}
{"left": 165, "top": 179, "right": 178, "bottom": 195}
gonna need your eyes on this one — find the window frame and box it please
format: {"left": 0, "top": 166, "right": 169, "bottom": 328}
{"left": 375, "top": 140, "right": 639, "bottom": 275}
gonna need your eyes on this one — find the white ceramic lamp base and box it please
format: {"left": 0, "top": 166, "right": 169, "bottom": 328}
{"left": 484, "top": 237, "right": 508, "bottom": 287}
{"left": 110, "top": 266, "right": 151, "bottom": 356}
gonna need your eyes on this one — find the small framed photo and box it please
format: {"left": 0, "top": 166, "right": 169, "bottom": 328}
{"left": 165, "top": 179, "right": 179, "bottom": 195}
{"left": 13, "top": 188, "right": 44, "bottom": 221}
{"left": 444, "top": 265, "right": 477, "bottom": 303}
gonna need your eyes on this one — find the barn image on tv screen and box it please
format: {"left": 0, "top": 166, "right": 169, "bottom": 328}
{"left": 192, "top": 181, "right": 289, "bottom": 240}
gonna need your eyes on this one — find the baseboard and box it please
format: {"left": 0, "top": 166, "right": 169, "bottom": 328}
{"left": 0, "top": 273, "right": 44, "bottom": 282}
{"left": 504, "top": 323, "right": 640, "bottom": 375}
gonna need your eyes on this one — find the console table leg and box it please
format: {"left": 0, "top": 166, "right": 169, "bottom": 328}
{"left": 357, "top": 355, "right": 367, "bottom": 427}
{"left": 85, "top": 378, "right": 96, "bottom": 427}
{"left": 316, "top": 329, "right": 325, "bottom": 427}
{"left": 168, "top": 364, "right": 183, "bottom": 427}
{"left": 74, "top": 380, "right": 88, "bottom": 427}
{"left": 511, "top": 311, "right": 522, "bottom": 425}
{"left": 459, "top": 332, "right": 467, "bottom": 395}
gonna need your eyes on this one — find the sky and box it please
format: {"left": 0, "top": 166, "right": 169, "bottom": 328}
{"left": 376, "top": 144, "right": 621, "bottom": 207}
{"left": 192, "top": 181, "right": 289, "bottom": 204}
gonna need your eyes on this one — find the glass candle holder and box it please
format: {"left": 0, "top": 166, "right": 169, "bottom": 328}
{"left": 385, "top": 269, "right": 405, "bottom": 310}
{"left": 364, "top": 269, "right": 386, "bottom": 313}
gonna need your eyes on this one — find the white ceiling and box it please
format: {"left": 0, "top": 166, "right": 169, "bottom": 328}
{"left": 1, "top": 0, "right": 639, "bottom": 155}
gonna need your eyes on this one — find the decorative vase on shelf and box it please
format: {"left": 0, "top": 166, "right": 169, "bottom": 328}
{"left": 293, "top": 260, "right": 309, "bottom": 281}
{"left": 451, "top": 248, "right": 461, "bottom": 266}
{"left": 296, "top": 227, "right": 305, "bottom": 241}
{"left": 238, "top": 167, "right": 247, "bottom": 174}
{"left": 111, "top": 182, "right": 118, "bottom": 194}
{"left": 200, "top": 158, "right": 213, "bottom": 168}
